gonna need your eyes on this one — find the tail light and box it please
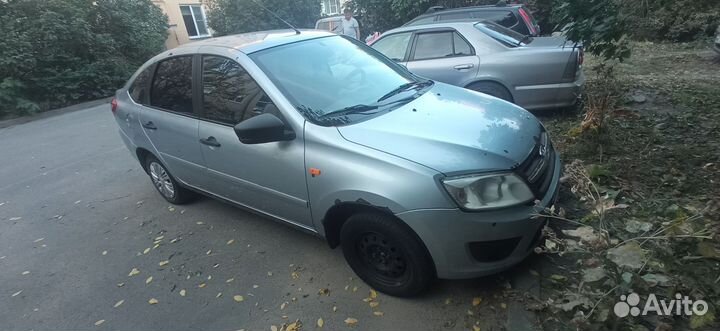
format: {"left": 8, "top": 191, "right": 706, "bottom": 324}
{"left": 111, "top": 97, "right": 118, "bottom": 114}
{"left": 578, "top": 47, "right": 584, "bottom": 66}
{"left": 518, "top": 8, "right": 537, "bottom": 35}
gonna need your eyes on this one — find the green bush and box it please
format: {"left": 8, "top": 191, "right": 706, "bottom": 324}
{"left": 0, "top": 0, "right": 168, "bottom": 119}
{"left": 206, "top": 0, "right": 320, "bottom": 36}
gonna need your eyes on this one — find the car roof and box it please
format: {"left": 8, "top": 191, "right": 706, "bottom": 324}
{"left": 407, "top": 5, "right": 521, "bottom": 24}
{"left": 382, "top": 21, "right": 481, "bottom": 35}
{"left": 174, "top": 29, "right": 335, "bottom": 54}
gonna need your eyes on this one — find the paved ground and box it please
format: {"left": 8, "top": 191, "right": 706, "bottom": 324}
{"left": 0, "top": 105, "right": 541, "bottom": 331}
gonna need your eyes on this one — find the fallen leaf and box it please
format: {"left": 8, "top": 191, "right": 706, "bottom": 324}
{"left": 227, "top": 239, "right": 234, "bottom": 245}
{"left": 180, "top": 289, "right": 186, "bottom": 297}
{"left": 21, "top": 271, "right": 29, "bottom": 275}
{"left": 344, "top": 317, "right": 358, "bottom": 326}
{"left": 501, "top": 303, "right": 507, "bottom": 309}
{"left": 550, "top": 274, "right": 567, "bottom": 281}
{"left": 317, "top": 318, "right": 324, "bottom": 328}
{"left": 34, "top": 238, "right": 44, "bottom": 243}
{"left": 11, "top": 290, "right": 22, "bottom": 297}
{"left": 152, "top": 244, "right": 159, "bottom": 249}
{"left": 253, "top": 284, "right": 259, "bottom": 289}
{"left": 9, "top": 217, "right": 22, "bottom": 221}
{"left": 198, "top": 283, "right": 206, "bottom": 288}
{"left": 286, "top": 321, "right": 301, "bottom": 331}
{"left": 369, "top": 302, "right": 379, "bottom": 308}
{"left": 145, "top": 276, "right": 153, "bottom": 284}
{"left": 318, "top": 288, "right": 329, "bottom": 296}
{"left": 95, "top": 319, "right": 105, "bottom": 326}
{"left": 226, "top": 278, "right": 234, "bottom": 283}
{"left": 582, "top": 267, "right": 606, "bottom": 283}
{"left": 196, "top": 221, "right": 204, "bottom": 225}
{"left": 370, "top": 289, "right": 377, "bottom": 299}
{"left": 270, "top": 326, "right": 278, "bottom": 331}
{"left": 216, "top": 292, "right": 222, "bottom": 298}
{"left": 168, "top": 206, "right": 175, "bottom": 212}
{"left": 641, "top": 274, "right": 671, "bottom": 287}
{"left": 472, "top": 297, "right": 482, "bottom": 306}
{"left": 128, "top": 268, "right": 140, "bottom": 276}
{"left": 267, "top": 271, "right": 273, "bottom": 276}
{"left": 102, "top": 251, "right": 107, "bottom": 256}
{"left": 233, "top": 295, "right": 244, "bottom": 302}
{"left": 206, "top": 250, "right": 212, "bottom": 255}
{"left": 142, "top": 248, "right": 150, "bottom": 254}
{"left": 117, "top": 283, "right": 124, "bottom": 287}
{"left": 280, "top": 302, "right": 287, "bottom": 310}
{"left": 625, "top": 220, "right": 653, "bottom": 234}
{"left": 148, "top": 298, "right": 158, "bottom": 305}
{"left": 607, "top": 242, "right": 645, "bottom": 270}
{"left": 444, "top": 298, "right": 452, "bottom": 305}
{"left": 114, "top": 300, "right": 124, "bottom": 308}
{"left": 158, "top": 260, "right": 169, "bottom": 267}
{"left": 352, "top": 286, "right": 357, "bottom": 292}
{"left": 473, "top": 326, "right": 481, "bottom": 331}
{"left": 333, "top": 306, "right": 337, "bottom": 312}
{"left": 291, "top": 271, "right": 300, "bottom": 279}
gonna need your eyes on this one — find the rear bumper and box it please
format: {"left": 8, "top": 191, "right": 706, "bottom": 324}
{"left": 515, "top": 70, "right": 585, "bottom": 110}
{"left": 396, "top": 154, "right": 561, "bottom": 279}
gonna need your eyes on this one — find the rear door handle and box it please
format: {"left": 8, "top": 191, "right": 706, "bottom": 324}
{"left": 453, "top": 64, "right": 474, "bottom": 70}
{"left": 142, "top": 121, "right": 157, "bottom": 130}
{"left": 199, "top": 136, "right": 221, "bottom": 147}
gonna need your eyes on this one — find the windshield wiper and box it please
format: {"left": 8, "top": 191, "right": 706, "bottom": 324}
{"left": 376, "top": 80, "right": 433, "bottom": 103}
{"left": 318, "top": 104, "right": 380, "bottom": 119}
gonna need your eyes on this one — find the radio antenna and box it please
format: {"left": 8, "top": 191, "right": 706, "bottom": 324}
{"left": 249, "top": 0, "right": 301, "bottom": 35}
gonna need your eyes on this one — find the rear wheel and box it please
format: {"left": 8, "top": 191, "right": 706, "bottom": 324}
{"left": 144, "top": 155, "right": 194, "bottom": 204}
{"left": 467, "top": 81, "right": 513, "bottom": 103}
{"left": 340, "top": 212, "right": 435, "bottom": 297}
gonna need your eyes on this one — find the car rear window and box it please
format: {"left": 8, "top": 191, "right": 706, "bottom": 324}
{"left": 474, "top": 21, "right": 529, "bottom": 47}
{"left": 473, "top": 10, "right": 518, "bottom": 28}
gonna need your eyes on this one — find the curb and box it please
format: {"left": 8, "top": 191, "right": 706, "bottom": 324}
{"left": 0, "top": 97, "right": 112, "bottom": 129}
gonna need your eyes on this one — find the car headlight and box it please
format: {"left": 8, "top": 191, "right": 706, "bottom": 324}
{"left": 441, "top": 173, "right": 534, "bottom": 210}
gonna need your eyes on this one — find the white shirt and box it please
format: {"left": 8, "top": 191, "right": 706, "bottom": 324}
{"left": 341, "top": 17, "right": 359, "bottom": 39}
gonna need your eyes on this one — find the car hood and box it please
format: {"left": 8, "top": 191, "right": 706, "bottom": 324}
{"left": 337, "top": 83, "right": 543, "bottom": 174}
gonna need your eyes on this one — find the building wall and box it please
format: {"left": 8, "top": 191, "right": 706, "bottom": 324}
{"left": 153, "top": 0, "right": 212, "bottom": 49}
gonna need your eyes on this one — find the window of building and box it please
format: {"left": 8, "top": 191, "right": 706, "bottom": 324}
{"left": 322, "top": 0, "right": 340, "bottom": 15}
{"left": 180, "top": 5, "right": 211, "bottom": 39}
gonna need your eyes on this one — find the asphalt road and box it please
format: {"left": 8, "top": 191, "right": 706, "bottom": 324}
{"left": 0, "top": 104, "right": 539, "bottom": 331}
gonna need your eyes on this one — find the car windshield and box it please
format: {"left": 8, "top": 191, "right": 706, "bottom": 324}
{"left": 250, "top": 36, "right": 428, "bottom": 125}
{"left": 474, "top": 21, "right": 532, "bottom": 47}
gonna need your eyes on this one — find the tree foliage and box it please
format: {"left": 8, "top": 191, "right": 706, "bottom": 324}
{"left": 0, "top": 0, "right": 168, "bottom": 118}
{"left": 552, "top": 0, "right": 630, "bottom": 61}
{"left": 206, "top": 0, "right": 321, "bottom": 36}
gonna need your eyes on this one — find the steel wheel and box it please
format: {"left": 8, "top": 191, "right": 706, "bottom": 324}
{"left": 149, "top": 161, "right": 175, "bottom": 199}
{"left": 356, "top": 232, "right": 409, "bottom": 285}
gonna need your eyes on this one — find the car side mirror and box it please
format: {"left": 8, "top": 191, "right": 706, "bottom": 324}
{"left": 233, "top": 113, "right": 295, "bottom": 144}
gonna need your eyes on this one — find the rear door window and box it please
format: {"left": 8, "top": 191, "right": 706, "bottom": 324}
{"left": 411, "top": 31, "right": 473, "bottom": 60}
{"left": 200, "top": 56, "right": 279, "bottom": 125}
{"left": 371, "top": 32, "right": 412, "bottom": 61}
{"left": 150, "top": 56, "right": 194, "bottom": 114}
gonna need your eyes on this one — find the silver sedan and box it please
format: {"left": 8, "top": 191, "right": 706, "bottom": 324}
{"left": 370, "top": 21, "right": 585, "bottom": 110}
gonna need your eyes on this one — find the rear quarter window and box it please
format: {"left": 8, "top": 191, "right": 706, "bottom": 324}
{"left": 129, "top": 66, "right": 153, "bottom": 104}
{"left": 473, "top": 10, "right": 518, "bottom": 28}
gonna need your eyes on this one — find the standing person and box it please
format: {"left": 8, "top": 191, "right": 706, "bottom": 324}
{"left": 340, "top": 8, "right": 360, "bottom": 39}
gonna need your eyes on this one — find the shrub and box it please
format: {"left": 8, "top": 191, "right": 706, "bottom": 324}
{"left": 206, "top": 0, "right": 321, "bottom": 36}
{"left": 0, "top": 0, "right": 167, "bottom": 119}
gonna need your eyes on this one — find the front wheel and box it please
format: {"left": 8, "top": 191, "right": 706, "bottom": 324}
{"left": 340, "top": 212, "right": 435, "bottom": 297}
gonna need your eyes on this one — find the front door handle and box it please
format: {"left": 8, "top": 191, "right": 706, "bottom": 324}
{"left": 142, "top": 121, "right": 157, "bottom": 130}
{"left": 199, "top": 136, "right": 221, "bottom": 147}
{"left": 453, "top": 64, "right": 474, "bottom": 70}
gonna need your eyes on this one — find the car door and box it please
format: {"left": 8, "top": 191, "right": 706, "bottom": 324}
{"left": 370, "top": 31, "right": 413, "bottom": 65}
{"left": 139, "top": 55, "right": 205, "bottom": 186}
{"left": 196, "top": 54, "right": 312, "bottom": 228}
{"left": 405, "top": 30, "right": 479, "bottom": 85}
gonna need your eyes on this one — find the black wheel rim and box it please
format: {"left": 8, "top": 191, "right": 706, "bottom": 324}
{"left": 355, "top": 232, "right": 410, "bottom": 286}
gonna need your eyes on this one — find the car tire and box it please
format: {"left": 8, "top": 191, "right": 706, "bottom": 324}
{"left": 144, "top": 155, "right": 194, "bottom": 205}
{"left": 467, "top": 81, "right": 513, "bottom": 103}
{"left": 340, "top": 212, "right": 435, "bottom": 297}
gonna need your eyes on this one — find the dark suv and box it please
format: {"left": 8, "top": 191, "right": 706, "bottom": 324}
{"left": 404, "top": 4, "right": 541, "bottom": 36}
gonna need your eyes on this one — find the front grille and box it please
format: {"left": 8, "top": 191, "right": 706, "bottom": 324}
{"left": 517, "top": 131, "right": 555, "bottom": 197}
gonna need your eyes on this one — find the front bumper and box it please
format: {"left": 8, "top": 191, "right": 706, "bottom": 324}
{"left": 396, "top": 154, "right": 561, "bottom": 279}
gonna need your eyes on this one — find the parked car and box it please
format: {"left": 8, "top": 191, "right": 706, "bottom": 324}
{"left": 112, "top": 30, "right": 560, "bottom": 296}
{"left": 714, "top": 25, "right": 720, "bottom": 54}
{"left": 404, "top": 4, "right": 541, "bottom": 36}
{"left": 370, "top": 21, "right": 584, "bottom": 111}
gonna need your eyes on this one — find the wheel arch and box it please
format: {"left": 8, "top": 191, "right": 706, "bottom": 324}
{"left": 135, "top": 147, "right": 155, "bottom": 174}
{"left": 463, "top": 78, "right": 515, "bottom": 103}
